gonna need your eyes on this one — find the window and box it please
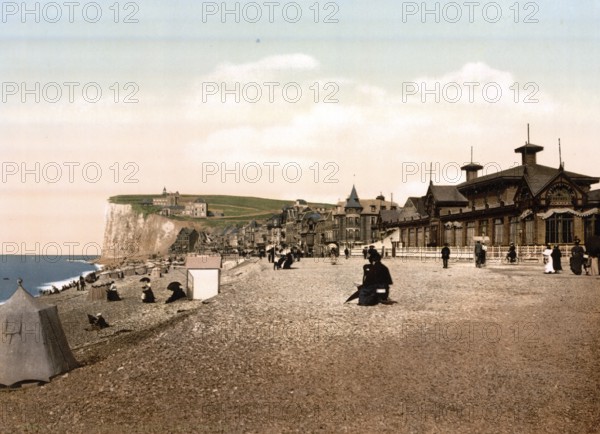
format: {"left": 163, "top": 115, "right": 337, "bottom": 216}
{"left": 455, "top": 227, "right": 463, "bottom": 247}
{"left": 545, "top": 214, "right": 573, "bottom": 244}
{"left": 509, "top": 217, "right": 519, "bottom": 244}
{"left": 444, "top": 226, "right": 453, "bottom": 245}
{"left": 584, "top": 215, "right": 600, "bottom": 239}
{"left": 370, "top": 205, "right": 376, "bottom": 212}
{"left": 479, "top": 219, "right": 489, "bottom": 237}
{"left": 466, "top": 222, "right": 475, "bottom": 246}
{"left": 494, "top": 218, "right": 504, "bottom": 246}
{"left": 524, "top": 217, "right": 535, "bottom": 245}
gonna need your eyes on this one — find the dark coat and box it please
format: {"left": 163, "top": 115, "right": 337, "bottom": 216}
{"left": 142, "top": 288, "right": 156, "bottom": 303}
{"left": 441, "top": 246, "right": 450, "bottom": 259}
{"left": 551, "top": 247, "right": 562, "bottom": 271}
{"left": 363, "top": 262, "right": 393, "bottom": 288}
{"left": 570, "top": 245, "right": 585, "bottom": 275}
{"left": 165, "top": 288, "right": 186, "bottom": 304}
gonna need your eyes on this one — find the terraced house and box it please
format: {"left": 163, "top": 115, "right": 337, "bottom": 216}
{"left": 380, "top": 137, "right": 600, "bottom": 247}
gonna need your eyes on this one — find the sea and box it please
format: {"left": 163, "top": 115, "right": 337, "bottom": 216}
{"left": 0, "top": 255, "right": 100, "bottom": 303}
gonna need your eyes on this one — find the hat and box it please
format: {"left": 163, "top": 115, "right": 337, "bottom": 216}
{"left": 370, "top": 251, "right": 382, "bottom": 261}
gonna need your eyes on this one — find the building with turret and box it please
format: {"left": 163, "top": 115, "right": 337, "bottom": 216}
{"left": 333, "top": 185, "right": 398, "bottom": 248}
{"left": 380, "top": 132, "right": 600, "bottom": 247}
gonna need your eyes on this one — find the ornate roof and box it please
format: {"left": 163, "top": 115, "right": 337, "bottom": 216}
{"left": 344, "top": 185, "right": 362, "bottom": 209}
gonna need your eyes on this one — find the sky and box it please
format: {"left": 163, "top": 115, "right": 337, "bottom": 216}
{"left": 1, "top": 0, "right": 600, "bottom": 254}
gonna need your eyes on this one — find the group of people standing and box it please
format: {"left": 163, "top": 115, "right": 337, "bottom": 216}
{"left": 542, "top": 244, "right": 564, "bottom": 274}
{"left": 440, "top": 239, "right": 595, "bottom": 275}
{"left": 543, "top": 239, "right": 596, "bottom": 275}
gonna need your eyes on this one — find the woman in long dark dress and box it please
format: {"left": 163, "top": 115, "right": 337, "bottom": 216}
{"left": 570, "top": 240, "right": 585, "bottom": 275}
{"left": 551, "top": 245, "right": 562, "bottom": 273}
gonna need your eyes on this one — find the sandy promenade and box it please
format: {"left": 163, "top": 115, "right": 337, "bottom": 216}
{"left": 1, "top": 256, "right": 599, "bottom": 433}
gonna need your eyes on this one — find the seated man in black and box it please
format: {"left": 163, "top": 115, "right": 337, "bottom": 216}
{"left": 358, "top": 251, "right": 393, "bottom": 306}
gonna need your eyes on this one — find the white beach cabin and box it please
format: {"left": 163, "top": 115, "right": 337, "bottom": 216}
{"left": 185, "top": 255, "right": 222, "bottom": 301}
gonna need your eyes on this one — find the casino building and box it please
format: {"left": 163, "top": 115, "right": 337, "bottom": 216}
{"left": 380, "top": 136, "right": 600, "bottom": 247}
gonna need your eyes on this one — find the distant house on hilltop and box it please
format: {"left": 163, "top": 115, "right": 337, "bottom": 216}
{"left": 183, "top": 197, "right": 207, "bottom": 218}
{"left": 152, "top": 188, "right": 209, "bottom": 219}
{"left": 153, "top": 187, "right": 180, "bottom": 207}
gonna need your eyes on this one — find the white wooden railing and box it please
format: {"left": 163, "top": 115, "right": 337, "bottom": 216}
{"left": 369, "top": 245, "right": 569, "bottom": 262}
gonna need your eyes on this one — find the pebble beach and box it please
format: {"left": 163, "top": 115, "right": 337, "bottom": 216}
{"left": 1, "top": 256, "right": 599, "bottom": 433}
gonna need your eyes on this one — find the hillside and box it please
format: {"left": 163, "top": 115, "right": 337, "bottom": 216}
{"left": 108, "top": 194, "right": 334, "bottom": 229}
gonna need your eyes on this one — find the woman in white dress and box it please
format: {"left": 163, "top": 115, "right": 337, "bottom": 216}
{"left": 543, "top": 244, "right": 555, "bottom": 274}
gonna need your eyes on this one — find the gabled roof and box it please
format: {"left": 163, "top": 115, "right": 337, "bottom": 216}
{"left": 428, "top": 185, "right": 468, "bottom": 204}
{"left": 380, "top": 209, "right": 403, "bottom": 224}
{"left": 458, "top": 163, "right": 599, "bottom": 195}
{"left": 303, "top": 212, "right": 321, "bottom": 222}
{"left": 185, "top": 255, "right": 222, "bottom": 269}
{"left": 404, "top": 197, "right": 427, "bottom": 216}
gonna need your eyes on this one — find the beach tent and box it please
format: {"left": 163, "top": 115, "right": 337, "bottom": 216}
{"left": 0, "top": 282, "right": 78, "bottom": 386}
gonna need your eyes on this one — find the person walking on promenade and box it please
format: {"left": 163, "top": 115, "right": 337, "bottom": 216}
{"left": 441, "top": 243, "right": 450, "bottom": 269}
{"left": 480, "top": 243, "right": 487, "bottom": 266}
{"left": 362, "top": 246, "right": 368, "bottom": 259}
{"left": 344, "top": 247, "right": 350, "bottom": 260}
{"left": 506, "top": 242, "right": 517, "bottom": 263}
{"left": 543, "top": 244, "right": 555, "bottom": 274}
{"left": 570, "top": 239, "right": 585, "bottom": 275}
{"left": 551, "top": 245, "right": 563, "bottom": 273}
{"left": 474, "top": 241, "right": 483, "bottom": 268}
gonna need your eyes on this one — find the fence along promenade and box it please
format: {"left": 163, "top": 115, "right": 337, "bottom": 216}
{"left": 349, "top": 245, "right": 578, "bottom": 263}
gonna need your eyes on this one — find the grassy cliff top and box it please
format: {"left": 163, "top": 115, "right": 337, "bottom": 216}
{"left": 108, "top": 194, "right": 334, "bottom": 228}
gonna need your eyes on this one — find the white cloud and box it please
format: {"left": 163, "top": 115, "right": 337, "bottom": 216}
{"left": 208, "top": 53, "right": 320, "bottom": 82}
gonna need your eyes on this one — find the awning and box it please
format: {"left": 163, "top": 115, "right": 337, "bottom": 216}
{"left": 519, "top": 209, "right": 533, "bottom": 220}
{"left": 537, "top": 208, "right": 599, "bottom": 220}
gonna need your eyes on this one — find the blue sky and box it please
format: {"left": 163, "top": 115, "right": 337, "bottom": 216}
{"left": 1, "top": 1, "right": 599, "bottom": 251}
